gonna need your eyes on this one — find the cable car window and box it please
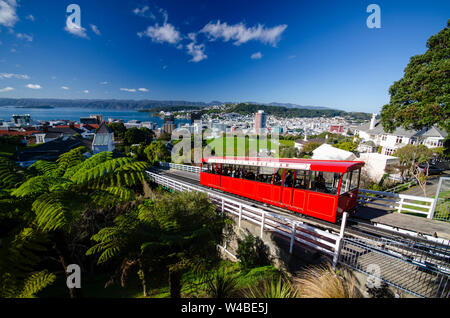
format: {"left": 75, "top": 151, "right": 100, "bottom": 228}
{"left": 243, "top": 166, "right": 257, "bottom": 181}
{"left": 257, "top": 166, "right": 275, "bottom": 184}
{"left": 310, "top": 171, "right": 340, "bottom": 194}
{"left": 350, "top": 169, "right": 360, "bottom": 190}
{"left": 283, "top": 169, "right": 294, "bottom": 188}
{"left": 236, "top": 165, "right": 245, "bottom": 178}
{"left": 230, "top": 165, "right": 238, "bottom": 178}
{"left": 205, "top": 163, "right": 214, "bottom": 174}
{"left": 273, "top": 169, "right": 283, "bottom": 186}
{"left": 340, "top": 172, "right": 351, "bottom": 195}
{"left": 222, "top": 164, "right": 232, "bottom": 177}
{"left": 294, "top": 170, "right": 309, "bottom": 189}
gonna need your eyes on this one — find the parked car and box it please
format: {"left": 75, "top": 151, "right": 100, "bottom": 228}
{"left": 416, "top": 164, "right": 443, "bottom": 175}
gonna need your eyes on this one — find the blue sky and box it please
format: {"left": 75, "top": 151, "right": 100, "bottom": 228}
{"left": 0, "top": 0, "right": 449, "bottom": 113}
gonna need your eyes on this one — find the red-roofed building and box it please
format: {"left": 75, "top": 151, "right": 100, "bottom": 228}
{"left": 329, "top": 125, "right": 345, "bottom": 135}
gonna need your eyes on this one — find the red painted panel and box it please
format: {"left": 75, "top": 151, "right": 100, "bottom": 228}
{"left": 271, "top": 186, "right": 282, "bottom": 203}
{"left": 257, "top": 183, "right": 272, "bottom": 201}
{"left": 292, "top": 189, "right": 306, "bottom": 211}
{"left": 282, "top": 188, "right": 293, "bottom": 206}
{"left": 306, "top": 193, "right": 337, "bottom": 222}
{"left": 336, "top": 188, "right": 358, "bottom": 217}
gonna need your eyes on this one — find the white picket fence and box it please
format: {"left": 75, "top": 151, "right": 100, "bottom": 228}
{"left": 146, "top": 171, "right": 341, "bottom": 259}
{"left": 358, "top": 189, "right": 435, "bottom": 219}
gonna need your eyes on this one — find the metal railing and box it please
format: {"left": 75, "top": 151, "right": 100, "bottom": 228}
{"left": 159, "top": 162, "right": 204, "bottom": 173}
{"left": 339, "top": 235, "right": 450, "bottom": 298}
{"left": 146, "top": 170, "right": 340, "bottom": 258}
{"left": 358, "top": 188, "right": 435, "bottom": 218}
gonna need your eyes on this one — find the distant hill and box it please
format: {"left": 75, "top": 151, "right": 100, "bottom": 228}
{"left": 209, "top": 103, "right": 372, "bottom": 120}
{"left": 0, "top": 98, "right": 215, "bottom": 110}
{"left": 246, "top": 102, "right": 330, "bottom": 110}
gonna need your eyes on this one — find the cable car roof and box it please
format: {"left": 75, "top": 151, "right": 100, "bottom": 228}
{"left": 202, "top": 157, "right": 364, "bottom": 173}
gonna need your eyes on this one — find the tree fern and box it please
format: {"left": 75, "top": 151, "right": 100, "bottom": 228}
{"left": 32, "top": 191, "right": 85, "bottom": 232}
{"left": 18, "top": 270, "right": 56, "bottom": 298}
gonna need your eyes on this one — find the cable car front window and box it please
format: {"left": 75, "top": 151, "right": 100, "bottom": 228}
{"left": 350, "top": 169, "right": 360, "bottom": 190}
{"left": 339, "top": 172, "right": 351, "bottom": 195}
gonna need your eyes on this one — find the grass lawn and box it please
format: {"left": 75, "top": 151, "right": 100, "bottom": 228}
{"left": 37, "top": 261, "right": 280, "bottom": 298}
{"left": 279, "top": 140, "right": 294, "bottom": 147}
{"left": 206, "top": 136, "right": 280, "bottom": 157}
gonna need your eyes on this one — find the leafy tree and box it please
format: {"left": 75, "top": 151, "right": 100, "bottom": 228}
{"left": 393, "top": 144, "right": 433, "bottom": 174}
{"left": 380, "top": 20, "right": 449, "bottom": 134}
{"left": 144, "top": 141, "right": 171, "bottom": 165}
{"left": 393, "top": 144, "right": 433, "bottom": 196}
{"left": 334, "top": 141, "right": 358, "bottom": 152}
{"left": 108, "top": 122, "right": 127, "bottom": 139}
{"left": 124, "top": 127, "right": 155, "bottom": 145}
{"left": 299, "top": 142, "right": 322, "bottom": 157}
{"left": 158, "top": 132, "right": 172, "bottom": 141}
{"left": 280, "top": 147, "right": 298, "bottom": 158}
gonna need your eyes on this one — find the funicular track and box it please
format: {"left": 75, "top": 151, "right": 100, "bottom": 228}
{"left": 148, "top": 168, "right": 450, "bottom": 297}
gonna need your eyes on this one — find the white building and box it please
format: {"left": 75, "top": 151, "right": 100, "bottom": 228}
{"left": 92, "top": 123, "right": 115, "bottom": 154}
{"left": 358, "top": 152, "right": 400, "bottom": 183}
{"left": 355, "top": 114, "right": 447, "bottom": 156}
{"left": 312, "top": 144, "right": 357, "bottom": 161}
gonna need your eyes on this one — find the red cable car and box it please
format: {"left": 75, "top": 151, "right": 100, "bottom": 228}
{"left": 200, "top": 157, "right": 365, "bottom": 223}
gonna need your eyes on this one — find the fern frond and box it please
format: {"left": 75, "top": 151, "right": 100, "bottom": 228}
{"left": 18, "top": 270, "right": 56, "bottom": 298}
{"left": 32, "top": 191, "right": 85, "bottom": 231}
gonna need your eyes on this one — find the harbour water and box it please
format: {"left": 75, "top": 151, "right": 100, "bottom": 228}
{"left": 0, "top": 106, "right": 189, "bottom": 127}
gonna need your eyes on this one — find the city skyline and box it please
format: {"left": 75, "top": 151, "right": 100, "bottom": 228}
{"left": 0, "top": 0, "right": 449, "bottom": 113}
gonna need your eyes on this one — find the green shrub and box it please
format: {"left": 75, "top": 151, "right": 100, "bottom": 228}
{"left": 236, "top": 234, "right": 271, "bottom": 270}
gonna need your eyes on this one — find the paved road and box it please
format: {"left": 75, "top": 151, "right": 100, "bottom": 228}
{"left": 403, "top": 172, "right": 450, "bottom": 198}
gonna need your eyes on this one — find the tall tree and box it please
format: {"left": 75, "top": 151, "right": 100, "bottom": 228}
{"left": 380, "top": 20, "right": 449, "bottom": 134}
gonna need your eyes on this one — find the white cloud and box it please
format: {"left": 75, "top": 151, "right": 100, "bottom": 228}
{"left": 186, "top": 41, "right": 207, "bottom": 63}
{"left": 120, "top": 88, "right": 137, "bottom": 92}
{"left": 138, "top": 88, "right": 149, "bottom": 92}
{"left": 83, "top": 90, "right": 89, "bottom": 94}
{"left": 26, "top": 84, "right": 41, "bottom": 89}
{"left": 90, "top": 24, "right": 101, "bottom": 36}
{"left": 133, "top": 6, "right": 155, "bottom": 19}
{"left": 251, "top": 52, "right": 262, "bottom": 60}
{"left": 0, "top": 0, "right": 18, "bottom": 28}
{"left": 138, "top": 23, "right": 181, "bottom": 44}
{"left": 200, "top": 20, "right": 287, "bottom": 46}
{"left": 0, "top": 86, "right": 13, "bottom": 92}
{"left": 16, "top": 33, "right": 33, "bottom": 42}
{"left": 100, "top": 81, "right": 108, "bottom": 85}
{"left": 26, "top": 14, "right": 34, "bottom": 22}
{"left": 0, "top": 72, "right": 30, "bottom": 79}
{"left": 61, "top": 86, "right": 69, "bottom": 90}
{"left": 65, "top": 19, "right": 88, "bottom": 39}
{"left": 10, "top": 48, "right": 16, "bottom": 53}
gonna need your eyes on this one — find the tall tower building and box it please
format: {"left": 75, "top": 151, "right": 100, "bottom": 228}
{"left": 254, "top": 110, "right": 267, "bottom": 134}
